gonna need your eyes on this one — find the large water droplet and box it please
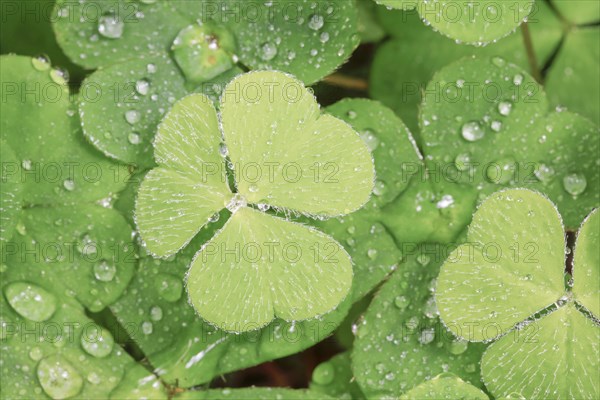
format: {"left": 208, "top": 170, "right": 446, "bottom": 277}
{"left": 37, "top": 355, "right": 83, "bottom": 399}
{"left": 563, "top": 173, "right": 587, "bottom": 196}
{"left": 171, "top": 24, "right": 237, "bottom": 83}
{"left": 5, "top": 282, "right": 57, "bottom": 322}
{"left": 155, "top": 274, "right": 183, "bottom": 302}
{"left": 418, "top": 328, "right": 435, "bottom": 344}
{"left": 81, "top": 324, "right": 114, "bottom": 358}
{"left": 308, "top": 14, "right": 325, "bottom": 30}
{"left": 94, "top": 260, "right": 116, "bottom": 282}
{"left": 260, "top": 42, "right": 277, "bottom": 61}
{"left": 461, "top": 121, "right": 484, "bottom": 142}
{"left": 98, "top": 13, "right": 124, "bottom": 39}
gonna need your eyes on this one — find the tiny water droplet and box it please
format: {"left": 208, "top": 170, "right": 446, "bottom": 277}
{"left": 367, "top": 249, "right": 378, "bottom": 260}
{"left": 491, "top": 56, "right": 506, "bottom": 67}
{"left": 513, "top": 74, "right": 524, "bottom": 86}
{"left": 394, "top": 295, "right": 410, "bottom": 310}
{"left": 127, "top": 132, "right": 141, "bottom": 145}
{"left": 150, "top": 306, "right": 163, "bottom": 321}
{"left": 455, "top": 153, "right": 471, "bottom": 171}
{"left": 142, "top": 321, "right": 153, "bottom": 335}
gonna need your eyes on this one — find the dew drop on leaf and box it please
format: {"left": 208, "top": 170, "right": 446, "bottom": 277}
{"left": 5, "top": 282, "right": 57, "bottom": 322}
{"left": 260, "top": 42, "right": 278, "bottom": 61}
{"left": 360, "top": 129, "right": 380, "bottom": 151}
{"left": 455, "top": 153, "right": 471, "bottom": 171}
{"left": 498, "top": 101, "right": 513, "bottom": 116}
{"left": 490, "top": 120, "right": 502, "bottom": 132}
{"left": 93, "top": 259, "right": 116, "bottom": 282}
{"left": 124, "top": 110, "right": 141, "bottom": 125}
{"left": 461, "top": 121, "right": 484, "bottom": 142}
{"left": 81, "top": 324, "right": 114, "bottom": 358}
{"left": 32, "top": 55, "right": 51, "bottom": 71}
{"left": 563, "top": 173, "right": 587, "bottom": 196}
{"left": 141, "top": 321, "right": 153, "bottom": 335}
{"left": 534, "top": 163, "right": 555, "bottom": 184}
{"left": 447, "top": 339, "right": 469, "bottom": 355}
{"left": 513, "top": 74, "right": 524, "bottom": 86}
{"left": 394, "top": 295, "right": 410, "bottom": 310}
{"left": 135, "top": 79, "right": 150, "bottom": 96}
{"left": 308, "top": 14, "right": 325, "bottom": 30}
{"left": 50, "top": 68, "right": 69, "bottom": 85}
{"left": 150, "top": 306, "right": 163, "bottom": 321}
{"left": 127, "top": 132, "right": 141, "bottom": 145}
{"left": 37, "top": 355, "right": 83, "bottom": 399}
{"left": 155, "top": 273, "right": 182, "bottom": 302}
{"left": 29, "top": 347, "right": 43, "bottom": 361}
{"left": 62, "top": 179, "right": 75, "bottom": 191}
{"left": 418, "top": 328, "right": 435, "bottom": 344}
{"left": 98, "top": 13, "right": 124, "bottom": 39}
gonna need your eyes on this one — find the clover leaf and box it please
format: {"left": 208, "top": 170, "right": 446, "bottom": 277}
{"left": 436, "top": 188, "right": 599, "bottom": 399}
{"left": 370, "top": 3, "right": 562, "bottom": 135}
{"left": 352, "top": 246, "right": 486, "bottom": 397}
{"left": 52, "top": 0, "right": 359, "bottom": 167}
{"left": 135, "top": 70, "right": 374, "bottom": 332}
{"left": 419, "top": 56, "right": 599, "bottom": 229}
{"left": 399, "top": 374, "right": 489, "bottom": 400}
{"left": 373, "top": 0, "right": 534, "bottom": 45}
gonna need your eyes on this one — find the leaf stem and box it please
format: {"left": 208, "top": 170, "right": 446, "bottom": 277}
{"left": 520, "top": 22, "right": 542, "bottom": 83}
{"left": 323, "top": 73, "right": 369, "bottom": 91}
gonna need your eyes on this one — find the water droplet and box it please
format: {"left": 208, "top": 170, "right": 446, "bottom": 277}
{"left": 490, "top": 120, "right": 502, "bottom": 132}
{"left": 367, "top": 249, "right": 378, "bottom": 260}
{"left": 150, "top": 306, "right": 163, "bottom": 321}
{"left": 147, "top": 63, "right": 157, "bottom": 74}
{"left": 418, "top": 328, "right": 435, "bottom": 344}
{"left": 50, "top": 68, "right": 69, "bottom": 85}
{"left": 373, "top": 180, "right": 387, "bottom": 197}
{"left": 32, "top": 55, "right": 51, "bottom": 71}
{"left": 416, "top": 254, "right": 430, "bottom": 266}
{"left": 534, "top": 163, "right": 555, "bottom": 184}
{"left": 37, "top": 355, "right": 83, "bottom": 399}
{"left": 226, "top": 193, "right": 247, "bottom": 213}
{"left": 447, "top": 339, "right": 468, "bottom": 355}
{"left": 142, "top": 321, "right": 153, "bottom": 335}
{"left": 29, "top": 347, "right": 43, "bottom": 361}
{"left": 127, "top": 132, "right": 141, "bottom": 145}
{"left": 491, "top": 56, "right": 506, "bottom": 67}
{"left": 308, "top": 14, "right": 324, "bottom": 30}
{"left": 346, "top": 110, "right": 357, "bottom": 120}
{"left": 94, "top": 260, "right": 116, "bottom": 282}
{"left": 319, "top": 32, "right": 330, "bottom": 43}
{"left": 498, "top": 101, "right": 512, "bottom": 116}
{"left": 125, "top": 110, "right": 140, "bottom": 125}
{"left": 5, "top": 282, "right": 57, "bottom": 321}
{"left": 312, "top": 362, "right": 334, "bottom": 385}
{"left": 248, "top": 184, "right": 259, "bottom": 193}
{"left": 98, "top": 13, "right": 124, "bottom": 39}
{"left": 171, "top": 24, "right": 237, "bottom": 83}
{"left": 208, "top": 212, "right": 220, "bottom": 223}
{"left": 87, "top": 372, "right": 101, "bottom": 385}
{"left": 77, "top": 233, "right": 98, "bottom": 257}
{"left": 461, "top": 121, "right": 484, "bottom": 142}
{"left": 394, "top": 296, "right": 410, "bottom": 310}
{"left": 22, "top": 159, "right": 32, "bottom": 170}
{"left": 257, "top": 203, "right": 270, "bottom": 212}
{"left": 155, "top": 274, "right": 183, "bottom": 302}
{"left": 486, "top": 158, "right": 516, "bottom": 184}
{"left": 436, "top": 194, "right": 454, "bottom": 209}
{"left": 455, "top": 153, "right": 471, "bottom": 171}
{"left": 135, "top": 79, "right": 150, "bottom": 95}
{"left": 360, "top": 129, "right": 379, "bottom": 151}
{"left": 513, "top": 74, "right": 524, "bottom": 86}
{"left": 81, "top": 324, "right": 114, "bottom": 358}
{"left": 563, "top": 173, "right": 587, "bottom": 196}
{"left": 260, "top": 42, "right": 277, "bottom": 61}
{"left": 62, "top": 179, "right": 75, "bottom": 191}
